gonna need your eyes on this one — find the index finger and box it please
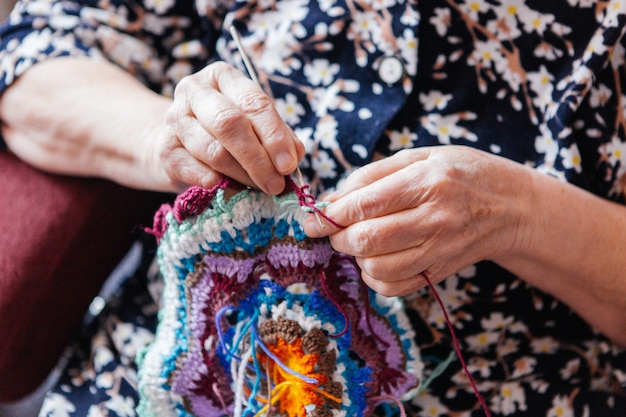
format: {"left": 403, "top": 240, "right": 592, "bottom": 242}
{"left": 193, "top": 63, "right": 304, "bottom": 193}
{"left": 304, "top": 149, "right": 430, "bottom": 237}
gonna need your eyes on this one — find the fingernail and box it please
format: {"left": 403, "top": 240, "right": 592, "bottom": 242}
{"left": 274, "top": 151, "right": 294, "bottom": 173}
{"left": 265, "top": 175, "right": 284, "bottom": 194}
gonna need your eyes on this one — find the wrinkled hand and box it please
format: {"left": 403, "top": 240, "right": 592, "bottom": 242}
{"left": 158, "top": 62, "right": 305, "bottom": 193}
{"left": 304, "top": 146, "right": 535, "bottom": 296}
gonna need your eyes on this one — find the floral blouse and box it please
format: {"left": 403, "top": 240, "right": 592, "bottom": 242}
{"left": 2, "top": 0, "right": 626, "bottom": 416}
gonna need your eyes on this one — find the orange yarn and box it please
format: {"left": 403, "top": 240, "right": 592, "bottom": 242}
{"left": 254, "top": 336, "right": 340, "bottom": 417}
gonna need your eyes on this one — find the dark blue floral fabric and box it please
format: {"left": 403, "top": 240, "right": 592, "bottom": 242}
{"left": 1, "top": 0, "right": 626, "bottom": 416}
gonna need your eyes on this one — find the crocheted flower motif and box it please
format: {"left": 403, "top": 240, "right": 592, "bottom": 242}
{"left": 137, "top": 177, "right": 423, "bottom": 417}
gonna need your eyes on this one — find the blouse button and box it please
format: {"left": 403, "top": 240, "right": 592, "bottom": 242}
{"left": 376, "top": 56, "right": 405, "bottom": 86}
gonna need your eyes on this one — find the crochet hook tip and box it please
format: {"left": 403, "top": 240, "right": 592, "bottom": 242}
{"left": 295, "top": 166, "right": 325, "bottom": 229}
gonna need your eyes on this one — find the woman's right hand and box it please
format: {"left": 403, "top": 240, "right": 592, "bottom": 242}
{"left": 158, "top": 61, "right": 305, "bottom": 194}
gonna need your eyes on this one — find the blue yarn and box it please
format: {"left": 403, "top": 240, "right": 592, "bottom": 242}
{"left": 256, "top": 279, "right": 284, "bottom": 295}
{"left": 274, "top": 218, "right": 290, "bottom": 238}
{"left": 303, "top": 290, "right": 351, "bottom": 350}
{"left": 247, "top": 218, "right": 275, "bottom": 250}
{"left": 291, "top": 219, "right": 307, "bottom": 241}
{"left": 341, "top": 364, "right": 372, "bottom": 417}
{"left": 207, "top": 230, "right": 236, "bottom": 253}
{"left": 216, "top": 305, "right": 243, "bottom": 362}
{"left": 250, "top": 325, "right": 319, "bottom": 384}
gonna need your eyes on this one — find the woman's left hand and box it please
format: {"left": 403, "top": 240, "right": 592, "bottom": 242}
{"left": 304, "top": 145, "right": 535, "bottom": 296}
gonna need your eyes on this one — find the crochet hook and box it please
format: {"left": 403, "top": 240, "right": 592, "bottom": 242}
{"left": 229, "top": 25, "right": 326, "bottom": 228}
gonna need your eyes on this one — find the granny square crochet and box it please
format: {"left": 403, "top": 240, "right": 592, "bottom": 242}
{"left": 137, "top": 177, "right": 423, "bottom": 417}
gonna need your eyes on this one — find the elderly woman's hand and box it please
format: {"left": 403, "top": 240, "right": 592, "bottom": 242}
{"left": 304, "top": 145, "right": 535, "bottom": 296}
{"left": 159, "top": 62, "right": 305, "bottom": 193}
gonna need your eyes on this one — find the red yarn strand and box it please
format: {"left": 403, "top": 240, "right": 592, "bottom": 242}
{"left": 319, "top": 270, "right": 349, "bottom": 338}
{"left": 421, "top": 272, "right": 491, "bottom": 417}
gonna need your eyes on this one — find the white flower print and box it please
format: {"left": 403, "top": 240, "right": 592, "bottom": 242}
{"left": 294, "top": 126, "right": 314, "bottom": 154}
{"left": 481, "top": 312, "right": 514, "bottom": 331}
{"left": 559, "top": 144, "right": 583, "bottom": 173}
{"left": 531, "top": 336, "right": 559, "bottom": 354}
{"left": 39, "top": 393, "right": 76, "bottom": 417}
{"left": 535, "top": 123, "right": 558, "bottom": 164}
{"left": 470, "top": 40, "right": 505, "bottom": 67}
{"left": 567, "top": 0, "right": 595, "bottom": 7}
{"left": 560, "top": 358, "right": 581, "bottom": 379}
{"left": 318, "top": 0, "right": 342, "bottom": 14}
{"left": 304, "top": 59, "right": 340, "bottom": 86}
{"left": 275, "top": 93, "right": 305, "bottom": 125}
{"left": 420, "top": 90, "right": 453, "bottom": 111}
{"left": 605, "top": 136, "right": 626, "bottom": 165}
{"left": 534, "top": 40, "right": 565, "bottom": 60}
{"left": 583, "top": 31, "right": 608, "bottom": 61}
{"left": 276, "top": 0, "right": 309, "bottom": 23}
{"left": 604, "top": 2, "right": 624, "bottom": 29}
{"left": 548, "top": 395, "right": 574, "bottom": 417}
{"left": 429, "top": 7, "right": 451, "bottom": 37}
{"left": 112, "top": 323, "right": 154, "bottom": 359}
{"left": 259, "top": 29, "right": 300, "bottom": 75}
{"left": 105, "top": 395, "right": 136, "bottom": 417}
{"left": 95, "top": 371, "right": 115, "bottom": 389}
{"left": 422, "top": 112, "right": 478, "bottom": 144}
{"left": 172, "top": 40, "right": 205, "bottom": 59}
{"left": 462, "top": 0, "right": 490, "bottom": 20}
{"left": 17, "top": 28, "right": 52, "bottom": 58}
{"left": 86, "top": 405, "right": 107, "bottom": 417}
{"left": 498, "top": 382, "right": 527, "bottom": 415}
{"left": 457, "top": 264, "right": 477, "bottom": 278}
{"left": 398, "top": 28, "right": 418, "bottom": 76}
{"left": 248, "top": 9, "right": 280, "bottom": 38}
{"left": 589, "top": 83, "right": 613, "bottom": 108}
{"left": 309, "top": 87, "right": 336, "bottom": 118}
{"left": 144, "top": 0, "right": 175, "bottom": 14}
{"left": 511, "top": 356, "right": 537, "bottom": 378}
{"left": 165, "top": 61, "right": 193, "bottom": 86}
{"left": 413, "top": 391, "right": 448, "bottom": 417}
{"left": 400, "top": 3, "right": 420, "bottom": 26}
{"left": 94, "top": 346, "right": 114, "bottom": 372}
{"left": 498, "top": 337, "right": 520, "bottom": 357}
{"left": 486, "top": 4, "right": 521, "bottom": 40}
{"left": 314, "top": 115, "right": 339, "bottom": 149}
{"left": 388, "top": 126, "right": 417, "bottom": 151}
{"left": 466, "top": 330, "right": 499, "bottom": 353}
{"left": 312, "top": 150, "right": 337, "bottom": 179}
{"left": 350, "top": 10, "right": 383, "bottom": 45}
{"left": 143, "top": 13, "right": 179, "bottom": 35}
{"left": 48, "top": 14, "right": 81, "bottom": 31}
{"left": 527, "top": 65, "right": 554, "bottom": 110}
{"left": 520, "top": 10, "right": 555, "bottom": 36}
{"left": 434, "top": 276, "right": 466, "bottom": 312}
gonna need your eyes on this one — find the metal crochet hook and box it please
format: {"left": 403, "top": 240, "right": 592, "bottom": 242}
{"left": 229, "top": 25, "right": 325, "bottom": 228}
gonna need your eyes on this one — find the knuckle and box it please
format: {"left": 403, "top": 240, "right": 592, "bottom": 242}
{"left": 205, "top": 139, "right": 229, "bottom": 165}
{"left": 173, "top": 75, "right": 194, "bottom": 97}
{"left": 346, "top": 193, "right": 376, "bottom": 222}
{"left": 210, "top": 106, "right": 245, "bottom": 136}
{"left": 238, "top": 91, "right": 274, "bottom": 116}
{"left": 208, "top": 61, "right": 231, "bottom": 74}
{"left": 351, "top": 224, "right": 376, "bottom": 256}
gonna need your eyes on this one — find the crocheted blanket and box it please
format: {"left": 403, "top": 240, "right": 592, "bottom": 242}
{"left": 137, "top": 177, "right": 423, "bottom": 417}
